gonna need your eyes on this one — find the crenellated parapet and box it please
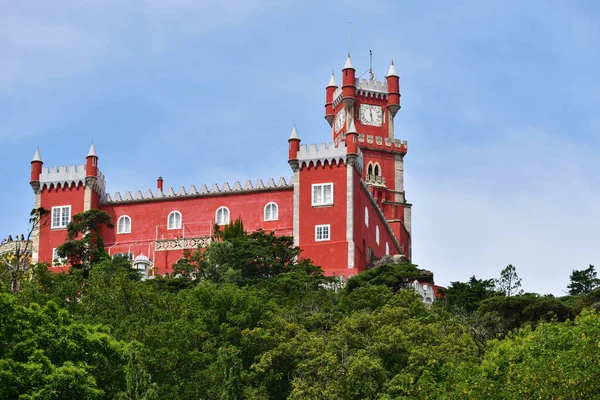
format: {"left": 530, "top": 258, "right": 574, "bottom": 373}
{"left": 102, "top": 176, "right": 293, "bottom": 204}
{"left": 296, "top": 141, "right": 364, "bottom": 173}
{"left": 39, "top": 165, "right": 106, "bottom": 194}
{"left": 358, "top": 134, "right": 407, "bottom": 153}
{"left": 333, "top": 78, "right": 389, "bottom": 107}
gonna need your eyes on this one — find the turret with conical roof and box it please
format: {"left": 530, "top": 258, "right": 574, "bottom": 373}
{"left": 386, "top": 60, "right": 401, "bottom": 117}
{"left": 324, "top": 71, "right": 338, "bottom": 127}
{"left": 86, "top": 143, "right": 98, "bottom": 179}
{"left": 288, "top": 125, "right": 301, "bottom": 162}
{"left": 30, "top": 148, "right": 43, "bottom": 191}
{"left": 342, "top": 53, "right": 356, "bottom": 108}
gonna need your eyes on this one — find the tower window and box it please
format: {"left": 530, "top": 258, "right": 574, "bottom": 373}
{"left": 51, "top": 206, "right": 71, "bottom": 229}
{"left": 376, "top": 226, "right": 380, "bottom": 245}
{"left": 117, "top": 215, "right": 131, "bottom": 234}
{"left": 216, "top": 206, "right": 230, "bottom": 225}
{"left": 386, "top": 242, "right": 389, "bottom": 255}
{"left": 264, "top": 202, "right": 278, "bottom": 221}
{"left": 168, "top": 211, "right": 182, "bottom": 230}
{"left": 312, "top": 183, "right": 334, "bottom": 206}
{"left": 52, "top": 248, "right": 67, "bottom": 266}
{"left": 367, "top": 163, "right": 373, "bottom": 176}
{"left": 315, "top": 224, "right": 330, "bottom": 241}
{"left": 374, "top": 164, "right": 380, "bottom": 177}
{"left": 365, "top": 207, "right": 369, "bottom": 227}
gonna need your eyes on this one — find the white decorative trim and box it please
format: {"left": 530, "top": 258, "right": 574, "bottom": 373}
{"left": 117, "top": 215, "right": 132, "bottom": 234}
{"left": 167, "top": 211, "right": 182, "bottom": 230}
{"left": 315, "top": 224, "right": 330, "bottom": 241}
{"left": 346, "top": 161, "right": 355, "bottom": 269}
{"left": 215, "top": 206, "right": 230, "bottom": 225}
{"left": 264, "top": 202, "right": 278, "bottom": 221}
{"left": 311, "top": 183, "right": 334, "bottom": 206}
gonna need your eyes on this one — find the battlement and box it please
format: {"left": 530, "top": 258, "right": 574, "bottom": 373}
{"left": 39, "top": 165, "right": 106, "bottom": 194}
{"left": 296, "top": 141, "right": 364, "bottom": 173}
{"left": 102, "top": 176, "right": 293, "bottom": 204}
{"left": 357, "top": 134, "right": 407, "bottom": 153}
{"left": 356, "top": 78, "right": 388, "bottom": 97}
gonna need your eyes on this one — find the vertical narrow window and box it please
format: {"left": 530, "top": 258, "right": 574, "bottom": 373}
{"left": 315, "top": 224, "right": 330, "bottom": 241}
{"left": 386, "top": 242, "right": 389, "bottom": 255}
{"left": 376, "top": 226, "right": 380, "bottom": 245}
{"left": 216, "top": 207, "right": 230, "bottom": 225}
{"left": 365, "top": 207, "right": 369, "bottom": 227}
{"left": 264, "top": 202, "right": 278, "bottom": 221}
{"left": 168, "top": 211, "right": 182, "bottom": 230}
{"left": 117, "top": 216, "right": 131, "bottom": 234}
{"left": 51, "top": 206, "right": 71, "bottom": 229}
{"left": 367, "top": 163, "right": 373, "bottom": 177}
{"left": 374, "top": 164, "right": 380, "bottom": 177}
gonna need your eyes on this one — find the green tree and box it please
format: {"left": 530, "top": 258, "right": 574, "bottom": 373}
{"left": 0, "top": 207, "right": 50, "bottom": 294}
{"left": 567, "top": 264, "right": 600, "bottom": 295}
{"left": 345, "top": 262, "right": 421, "bottom": 294}
{"left": 438, "top": 275, "right": 498, "bottom": 313}
{"left": 495, "top": 264, "right": 523, "bottom": 297}
{"left": 56, "top": 209, "right": 113, "bottom": 272}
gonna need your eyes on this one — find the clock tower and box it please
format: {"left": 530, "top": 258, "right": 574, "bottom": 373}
{"left": 325, "top": 55, "right": 411, "bottom": 256}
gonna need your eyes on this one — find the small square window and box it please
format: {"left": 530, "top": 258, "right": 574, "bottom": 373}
{"left": 315, "top": 224, "right": 330, "bottom": 241}
{"left": 52, "top": 248, "right": 67, "bottom": 266}
{"left": 51, "top": 206, "right": 71, "bottom": 229}
{"left": 312, "top": 183, "right": 333, "bottom": 206}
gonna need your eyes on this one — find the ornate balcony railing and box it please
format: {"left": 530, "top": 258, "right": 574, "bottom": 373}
{"left": 365, "top": 174, "right": 386, "bottom": 186}
{"left": 0, "top": 240, "right": 32, "bottom": 256}
{"left": 155, "top": 236, "right": 212, "bottom": 252}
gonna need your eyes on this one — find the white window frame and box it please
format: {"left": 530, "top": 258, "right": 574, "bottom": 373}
{"left": 315, "top": 224, "right": 330, "bottom": 242}
{"left": 376, "top": 226, "right": 380, "bottom": 245}
{"left": 51, "top": 205, "right": 71, "bottom": 229}
{"left": 365, "top": 207, "right": 369, "bottom": 227}
{"left": 117, "top": 215, "right": 131, "bottom": 234}
{"left": 311, "top": 183, "right": 334, "bottom": 206}
{"left": 264, "top": 202, "right": 278, "bottom": 221}
{"left": 167, "top": 211, "right": 182, "bottom": 230}
{"left": 215, "top": 206, "right": 230, "bottom": 225}
{"left": 52, "top": 248, "right": 67, "bottom": 266}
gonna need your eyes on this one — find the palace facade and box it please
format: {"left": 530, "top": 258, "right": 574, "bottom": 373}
{"left": 29, "top": 54, "right": 412, "bottom": 278}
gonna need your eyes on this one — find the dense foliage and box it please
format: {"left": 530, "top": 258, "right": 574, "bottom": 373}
{"left": 1, "top": 214, "right": 600, "bottom": 398}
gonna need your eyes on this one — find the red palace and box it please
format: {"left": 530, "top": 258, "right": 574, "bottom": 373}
{"left": 29, "top": 54, "right": 411, "bottom": 279}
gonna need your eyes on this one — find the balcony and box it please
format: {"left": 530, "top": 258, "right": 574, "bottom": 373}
{"left": 365, "top": 174, "right": 386, "bottom": 187}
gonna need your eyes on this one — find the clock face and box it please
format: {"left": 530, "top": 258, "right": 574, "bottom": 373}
{"left": 334, "top": 107, "right": 346, "bottom": 132}
{"left": 359, "top": 104, "right": 383, "bottom": 127}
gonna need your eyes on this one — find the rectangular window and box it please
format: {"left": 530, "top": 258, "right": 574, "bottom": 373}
{"left": 315, "top": 224, "right": 330, "bottom": 241}
{"left": 312, "top": 183, "right": 334, "bottom": 206}
{"left": 52, "top": 248, "right": 67, "bottom": 266}
{"left": 51, "top": 206, "right": 71, "bottom": 229}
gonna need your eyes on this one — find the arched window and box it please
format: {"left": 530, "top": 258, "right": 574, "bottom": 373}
{"left": 168, "top": 211, "right": 182, "bottom": 230}
{"left": 216, "top": 206, "right": 230, "bottom": 225}
{"left": 364, "top": 207, "right": 369, "bottom": 227}
{"left": 374, "top": 163, "right": 380, "bottom": 177}
{"left": 117, "top": 215, "right": 131, "bottom": 234}
{"left": 376, "top": 226, "right": 380, "bottom": 245}
{"left": 367, "top": 163, "right": 373, "bottom": 177}
{"left": 264, "top": 202, "right": 278, "bottom": 221}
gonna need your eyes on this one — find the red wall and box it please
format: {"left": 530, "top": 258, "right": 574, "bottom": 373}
{"left": 297, "top": 160, "right": 348, "bottom": 274}
{"left": 353, "top": 177, "right": 400, "bottom": 271}
{"left": 99, "top": 188, "right": 293, "bottom": 274}
{"left": 38, "top": 184, "right": 86, "bottom": 265}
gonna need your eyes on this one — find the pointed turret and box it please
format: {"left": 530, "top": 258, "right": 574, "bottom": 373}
{"left": 346, "top": 118, "right": 358, "bottom": 155}
{"left": 288, "top": 125, "right": 301, "bottom": 161}
{"left": 30, "top": 148, "right": 43, "bottom": 190}
{"left": 86, "top": 143, "right": 98, "bottom": 179}
{"left": 342, "top": 53, "right": 356, "bottom": 108}
{"left": 325, "top": 71, "right": 338, "bottom": 127}
{"left": 386, "top": 60, "right": 401, "bottom": 117}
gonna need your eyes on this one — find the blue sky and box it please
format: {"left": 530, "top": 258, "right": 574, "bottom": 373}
{"left": 1, "top": 0, "right": 598, "bottom": 295}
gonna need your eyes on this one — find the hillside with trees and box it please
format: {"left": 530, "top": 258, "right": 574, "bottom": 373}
{"left": 1, "top": 211, "right": 600, "bottom": 399}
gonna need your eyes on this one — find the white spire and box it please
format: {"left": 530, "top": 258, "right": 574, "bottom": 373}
{"left": 289, "top": 125, "right": 299, "bottom": 140}
{"left": 344, "top": 53, "right": 354, "bottom": 69}
{"left": 386, "top": 60, "right": 399, "bottom": 77}
{"left": 32, "top": 148, "right": 42, "bottom": 162}
{"left": 87, "top": 143, "right": 97, "bottom": 157}
{"left": 347, "top": 118, "right": 357, "bottom": 134}
{"left": 327, "top": 71, "right": 337, "bottom": 87}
